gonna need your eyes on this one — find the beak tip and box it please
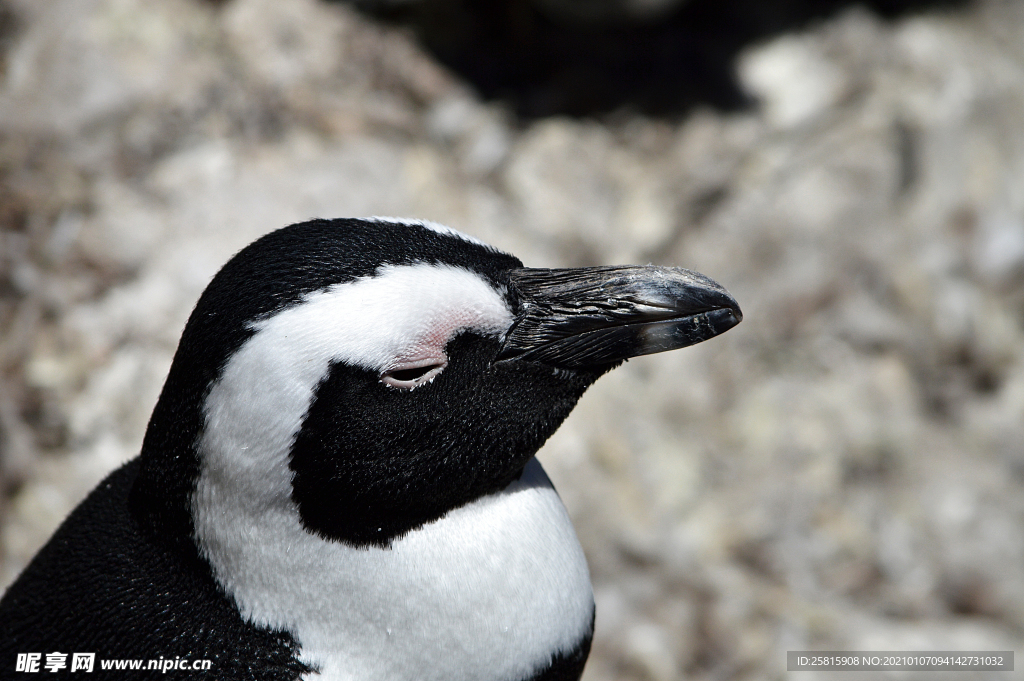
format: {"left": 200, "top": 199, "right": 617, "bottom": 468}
{"left": 695, "top": 286, "right": 742, "bottom": 332}
{"left": 714, "top": 307, "right": 742, "bottom": 335}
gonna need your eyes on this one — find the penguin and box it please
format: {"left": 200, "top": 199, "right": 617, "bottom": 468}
{"left": 0, "top": 217, "right": 741, "bottom": 680}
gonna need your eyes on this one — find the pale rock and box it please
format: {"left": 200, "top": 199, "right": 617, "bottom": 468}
{"left": 739, "top": 35, "right": 848, "bottom": 129}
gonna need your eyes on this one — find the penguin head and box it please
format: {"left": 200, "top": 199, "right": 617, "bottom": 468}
{"left": 131, "top": 218, "right": 741, "bottom": 550}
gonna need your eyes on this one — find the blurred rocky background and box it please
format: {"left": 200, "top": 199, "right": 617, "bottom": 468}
{"left": 1, "top": 0, "right": 1023, "bottom": 679}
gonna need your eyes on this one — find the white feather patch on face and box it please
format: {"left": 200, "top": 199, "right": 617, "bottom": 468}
{"left": 192, "top": 261, "right": 593, "bottom": 680}
{"left": 249, "top": 262, "right": 513, "bottom": 375}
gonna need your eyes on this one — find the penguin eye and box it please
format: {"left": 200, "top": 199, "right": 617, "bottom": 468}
{"left": 380, "top": 360, "right": 448, "bottom": 390}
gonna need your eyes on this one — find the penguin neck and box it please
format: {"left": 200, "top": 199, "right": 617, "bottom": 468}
{"left": 192, "top": 456, "right": 595, "bottom": 681}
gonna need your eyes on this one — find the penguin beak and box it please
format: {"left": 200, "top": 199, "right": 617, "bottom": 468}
{"left": 497, "top": 265, "right": 742, "bottom": 369}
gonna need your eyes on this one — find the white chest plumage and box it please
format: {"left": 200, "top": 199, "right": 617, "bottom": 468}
{"left": 195, "top": 457, "right": 593, "bottom": 681}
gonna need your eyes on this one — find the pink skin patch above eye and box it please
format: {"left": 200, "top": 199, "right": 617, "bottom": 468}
{"left": 388, "top": 328, "right": 452, "bottom": 371}
{"left": 381, "top": 306, "right": 503, "bottom": 388}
